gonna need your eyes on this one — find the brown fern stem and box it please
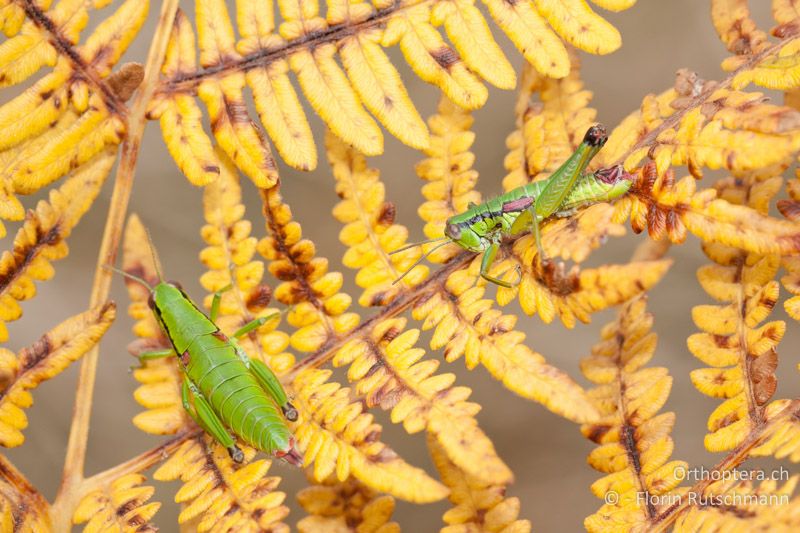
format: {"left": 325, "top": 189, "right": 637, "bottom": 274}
{"left": 649, "top": 398, "right": 800, "bottom": 531}
{"left": 287, "top": 250, "right": 473, "bottom": 380}
{"left": 51, "top": 0, "right": 180, "bottom": 529}
{"left": 83, "top": 430, "right": 200, "bottom": 491}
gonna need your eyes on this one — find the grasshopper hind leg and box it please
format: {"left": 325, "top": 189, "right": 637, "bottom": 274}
{"left": 181, "top": 378, "right": 244, "bottom": 463}
{"left": 246, "top": 356, "right": 299, "bottom": 422}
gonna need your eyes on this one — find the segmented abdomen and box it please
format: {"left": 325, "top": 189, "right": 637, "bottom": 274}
{"left": 188, "top": 338, "right": 292, "bottom": 455}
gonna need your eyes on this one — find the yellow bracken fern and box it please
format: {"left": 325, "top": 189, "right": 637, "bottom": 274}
{"left": 11, "top": 1, "right": 800, "bottom": 531}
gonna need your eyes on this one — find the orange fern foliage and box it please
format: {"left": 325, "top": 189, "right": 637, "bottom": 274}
{"left": 9, "top": 1, "right": 800, "bottom": 531}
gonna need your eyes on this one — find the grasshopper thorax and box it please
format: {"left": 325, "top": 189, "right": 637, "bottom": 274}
{"left": 147, "top": 281, "right": 185, "bottom": 312}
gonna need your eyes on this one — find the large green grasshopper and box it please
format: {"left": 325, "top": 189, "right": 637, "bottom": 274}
{"left": 121, "top": 266, "right": 302, "bottom": 465}
{"left": 394, "top": 125, "right": 633, "bottom": 287}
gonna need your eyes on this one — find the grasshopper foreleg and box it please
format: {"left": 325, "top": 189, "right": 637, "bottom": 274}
{"left": 138, "top": 347, "right": 175, "bottom": 361}
{"left": 479, "top": 242, "right": 521, "bottom": 288}
{"left": 232, "top": 315, "right": 275, "bottom": 339}
{"left": 209, "top": 284, "right": 233, "bottom": 322}
{"left": 182, "top": 378, "right": 244, "bottom": 463}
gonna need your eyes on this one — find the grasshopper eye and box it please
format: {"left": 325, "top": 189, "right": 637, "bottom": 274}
{"left": 445, "top": 223, "right": 461, "bottom": 240}
{"left": 147, "top": 292, "right": 156, "bottom": 310}
{"left": 168, "top": 280, "right": 184, "bottom": 291}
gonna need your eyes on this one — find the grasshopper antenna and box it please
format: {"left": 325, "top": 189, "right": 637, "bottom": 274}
{"left": 143, "top": 227, "right": 164, "bottom": 282}
{"left": 103, "top": 264, "right": 153, "bottom": 290}
{"left": 388, "top": 236, "right": 447, "bottom": 256}
{"left": 392, "top": 239, "right": 451, "bottom": 285}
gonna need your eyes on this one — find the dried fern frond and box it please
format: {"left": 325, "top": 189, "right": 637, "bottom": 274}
{"left": 581, "top": 296, "right": 686, "bottom": 532}
{"left": 0, "top": 454, "right": 51, "bottom": 531}
{"left": 259, "top": 188, "right": 359, "bottom": 353}
{"left": 618, "top": 163, "right": 800, "bottom": 255}
{"left": 415, "top": 96, "right": 481, "bottom": 264}
{"left": 674, "top": 476, "right": 800, "bottom": 531}
{"left": 122, "top": 214, "right": 186, "bottom": 436}
{"left": 73, "top": 473, "right": 159, "bottom": 532}
{"left": 0, "top": 301, "right": 115, "bottom": 447}
{"left": 0, "top": 0, "right": 147, "bottom": 221}
{"left": 598, "top": 69, "right": 800, "bottom": 177}
{"left": 291, "top": 368, "right": 448, "bottom": 503}
{"left": 429, "top": 433, "right": 530, "bottom": 533}
{"left": 153, "top": 434, "right": 290, "bottom": 532}
{"left": 333, "top": 317, "right": 512, "bottom": 485}
{"left": 150, "top": 0, "right": 636, "bottom": 177}
{"left": 297, "top": 477, "right": 399, "bottom": 533}
{"left": 328, "top": 131, "right": 427, "bottom": 306}
{"left": 688, "top": 176, "right": 784, "bottom": 453}
{"left": 412, "top": 263, "right": 599, "bottom": 423}
{"left": 0, "top": 148, "right": 114, "bottom": 341}
{"left": 200, "top": 151, "right": 293, "bottom": 374}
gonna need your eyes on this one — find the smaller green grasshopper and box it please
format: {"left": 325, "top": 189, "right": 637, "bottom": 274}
{"left": 393, "top": 125, "right": 633, "bottom": 287}
{"left": 114, "top": 260, "right": 301, "bottom": 466}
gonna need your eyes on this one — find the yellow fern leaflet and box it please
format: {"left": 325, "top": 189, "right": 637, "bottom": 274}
{"left": 297, "top": 478, "right": 400, "bottom": 533}
{"left": 416, "top": 97, "right": 481, "bottom": 264}
{"left": 259, "top": 188, "right": 360, "bottom": 353}
{"left": 535, "top": 0, "right": 621, "bottom": 55}
{"left": 0, "top": 302, "right": 115, "bottom": 447}
{"left": 689, "top": 176, "right": 784, "bottom": 453}
{"left": 334, "top": 317, "right": 512, "bottom": 485}
{"left": 503, "top": 57, "right": 598, "bottom": 191}
{"left": 154, "top": 435, "right": 290, "bottom": 532}
{"left": 0, "top": 0, "right": 146, "bottom": 227}
{"left": 0, "top": 150, "right": 113, "bottom": 341}
{"left": 582, "top": 297, "right": 686, "bottom": 532}
{"left": 495, "top": 244, "right": 669, "bottom": 327}
{"left": 0, "top": 455, "right": 51, "bottom": 531}
{"left": 329, "top": 132, "right": 428, "bottom": 306}
{"left": 413, "top": 265, "right": 599, "bottom": 423}
{"left": 123, "top": 214, "right": 186, "bottom": 435}
{"left": 291, "top": 368, "right": 449, "bottom": 503}
{"left": 153, "top": 0, "right": 638, "bottom": 174}
{"left": 597, "top": 70, "right": 800, "bottom": 176}
{"left": 619, "top": 164, "right": 800, "bottom": 256}
{"left": 429, "top": 434, "right": 531, "bottom": 532}
{"left": 73, "top": 474, "right": 159, "bottom": 532}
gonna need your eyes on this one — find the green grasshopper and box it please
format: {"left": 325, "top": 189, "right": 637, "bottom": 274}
{"left": 116, "top": 263, "right": 301, "bottom": 465}
{"left": 394, "top": 125, "right": 633, "bottom": 287}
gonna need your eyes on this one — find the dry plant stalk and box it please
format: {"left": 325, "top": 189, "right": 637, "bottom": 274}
{"left": 3, "top": 0, "right": 800, "bottom": 531}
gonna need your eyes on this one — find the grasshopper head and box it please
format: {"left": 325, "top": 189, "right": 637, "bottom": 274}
{"left": 445, "top": 220, "right": 483, "bottom": 252}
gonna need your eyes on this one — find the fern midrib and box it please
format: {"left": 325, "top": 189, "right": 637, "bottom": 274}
{"left": 260, "top": 191, "right": 335, "bottom": 336}
{"left": 18, "top": 0, "right": 127, "bottom": 117}
{"left": 611, "top": 321, "right": 657, "bottom": 521}
{"left": 0, "top": 223, "right": 61, "bottom": 296}
{"left": 161, "top": 0, "right": 428, "bottom": 91}
{"left": 287, "top": 249, "right": 472, "bottom": 378}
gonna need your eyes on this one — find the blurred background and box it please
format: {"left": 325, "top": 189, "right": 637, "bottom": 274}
{"left": 5, "top": 1, "right": 799, "bottom": 531}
